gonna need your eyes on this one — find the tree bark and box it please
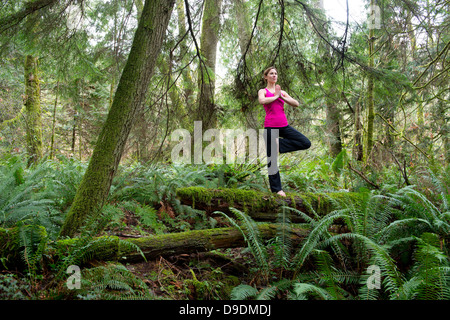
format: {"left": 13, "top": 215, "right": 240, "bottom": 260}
{"left": 59, "top": 0, "right": 176, "bottom": 238}
{"left": 233, "top": 0, "right": 252, "bottom": 58}
{"left": 24, "top": 55, "right": 43, "bottom": 166}
{"left": 353, "top": 100, "right": 363, "bottom": 161}
{"left": 365, "top": 0, "right": 376, "bottom": 163}
{"left": 119, "top": 223, "right": 308, "bottom": 262}
{"left": 196, "top": 0, "right": 223, "bottom": 130}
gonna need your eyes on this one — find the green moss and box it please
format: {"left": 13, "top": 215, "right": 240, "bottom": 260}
{"left": 55, "top": 235, "right": 121, "bottom": 262}
{"left": 176, "top": 187, "right": 363, "bottom": 218}
{"left": 176, "top": 187, "right": 280, "bottom": 213}
{"left": 289, "top": 191, "right": 364, "bottom": 215}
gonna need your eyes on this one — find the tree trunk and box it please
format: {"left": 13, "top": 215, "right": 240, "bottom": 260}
{"left": 119, "top": 224, "right": 308, "bottom": 262}
{"left": 24, "top": 55, "right": 43, "bottom": 166}
{"left": 176, "top": 187, "right": 363, "bottom": 222}
{"left": 316, "top": 0, "right": 342, "bottom": 157}
{"left": 49, "top": 81, "right": 59, "bottom": 159}
{"left": 1, "top": 224, "right": 309, "bottom": 268}
{"left": 71, "top": 111, "right": 77, "bottom": 154}
{"left": 353, "top": 100, "right": 363, "bottom": 161}
{"left": 59, "top": 0, "right": 176, "bottom": 238}
{"left": 232, "top": 0, "right": 260, "bottom": 129}
{"left": 176, "top": 0, "right": 194, "bottom": 107}
{"left": 365, "top": 0, "right": 376, "bottom": 163}
{"left": 326, "top": 101, "right": 342, "bottom": 157}
{"left": 196, "top": 0, "right": 223, "bottom": 130}
{"left": 233, "top": 0, "right": 252, "bottom": 58}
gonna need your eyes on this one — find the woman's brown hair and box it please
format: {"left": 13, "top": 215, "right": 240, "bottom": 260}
{"left": 263, "top": 66, "right": 277, "bottom": 77}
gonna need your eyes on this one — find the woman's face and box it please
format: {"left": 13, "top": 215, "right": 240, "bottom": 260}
{"left": 265, "top": 68, "right": 278, "bottom": 84}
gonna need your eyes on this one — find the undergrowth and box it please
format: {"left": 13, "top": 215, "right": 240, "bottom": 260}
{"left": 0, "top": 153, "right": 448, "bottom": 300}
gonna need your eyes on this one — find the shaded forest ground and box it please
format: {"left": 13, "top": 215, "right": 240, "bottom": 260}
{"left": 0, "top": 152, "right": 449, "bottom": 300}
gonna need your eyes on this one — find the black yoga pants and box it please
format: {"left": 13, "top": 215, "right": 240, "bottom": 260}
{"left": 264, "top": 125, "right": 311, "bottom": 193}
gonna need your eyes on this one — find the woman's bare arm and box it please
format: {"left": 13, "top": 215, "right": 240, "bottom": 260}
{"left": 280, "top": 90, "right": 299, "bottom": 107}
{"left": 258, "top": 88, "right": 279, "bottom": 105}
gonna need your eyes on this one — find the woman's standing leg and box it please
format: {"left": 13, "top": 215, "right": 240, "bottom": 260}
{"left": 264, "top": 127, "right": 282, "bottom": 193}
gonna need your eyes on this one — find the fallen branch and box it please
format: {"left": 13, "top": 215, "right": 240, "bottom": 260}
{"left": 348, "top": 163, "right": 380, "bottom": 189}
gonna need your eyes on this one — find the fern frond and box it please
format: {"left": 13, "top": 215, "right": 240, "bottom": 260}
{"left": 292, "top": 282, "right": 331, "bottom": 300}
{"left": 230, "top": 284, "right": 258, "bottom": 300}
{"left": 275, "top": 207, "right": 292, "bottom": 270}
{"left": 291, "top": 209, "right": 349, "bottom": 271}
{"left": 216, "top": 208, "right": 269, "bottom": 276}
{"left": 80, "top": 263, "right": 155, "bottom": 300}
{"left": 323, "top": 232, "right": 404, "bottom": 297}
{"left": 409, "top": 233, "right": 450, "bottom": 300}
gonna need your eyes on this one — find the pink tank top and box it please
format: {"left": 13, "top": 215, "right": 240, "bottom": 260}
{"left": 263, "top": 88, "right": 288, "bottom": 127}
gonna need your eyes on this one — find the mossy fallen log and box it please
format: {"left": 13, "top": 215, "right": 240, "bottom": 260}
{"left": 1, "top": 224, "right": 309, "bottom": 269}
{"left": 176, "top": 187, "right": 362, "bottom": 222}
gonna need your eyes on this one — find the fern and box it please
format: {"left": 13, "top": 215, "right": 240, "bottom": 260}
{"left": 16, "top": 220, "right": 48, "bottom": 278}
{"left": 231, "top": 279, "right": 293, "bottom": 300}
{"left": 79, "top": 263, "right": 155, "bottom": 300}
{"left": 216, "top": 208, "right": 270, "bottom": 278}
{"left": 292, "top": 282, "right": 332, "bottom": 300}
{"left": 386, "top": 185, "right": 450, "bottom": 243}
{"left": 274, "top": 206, "right": 293, "bottom": 271}
{"left": 230, "top": 284, "right": 259, "bottom": 300}
{"left": 407, "top": 233, "right": 450, "bottom": 300}
{"left": 322, "top": 232, "right": 405, "bottom": 298}
{"left": 291, "top": 208, "right": 348, "bottom": 272}
{"left": 312, "top": 249, "right": 350, "bottom": 299}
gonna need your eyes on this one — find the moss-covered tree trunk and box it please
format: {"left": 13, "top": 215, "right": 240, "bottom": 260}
{"left": 24, "top": 55, "right": 43, "bottom": 166}
{"left": 1, "top": 224, "right": 309, "bottom": 268}
{"left": 196, "top": 0, "right": 222, "bottom": 130}
{"left": 176, "top": 187, "right": 364, "bottom": 222}
{"left": 59, "top": 0, "right": 176, "bottom": 238}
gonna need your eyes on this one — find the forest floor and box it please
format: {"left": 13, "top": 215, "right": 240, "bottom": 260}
{"left": 102, "top": 203, "right": 256, "bottom": 300}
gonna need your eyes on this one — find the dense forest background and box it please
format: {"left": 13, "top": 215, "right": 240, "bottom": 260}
{"left": 0, "top": 0, "right": 449, "bottom": 301}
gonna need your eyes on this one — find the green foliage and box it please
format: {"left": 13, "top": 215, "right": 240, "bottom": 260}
{"left": 392, "top": 233, "right": 450, "bottom": 300}
{"left": 217, "top": 208, "right": 270, "bottom": 280}
{"left": 77, "top": 263, "right": 155, "bottom": 300}
{"left": 0, "top": 274, "right": 29, "bottom": 300}
{"left": 135, "top": 204, "right": 166, "bottom": 234}
{"left": 0, "top": 157, "right": 64, "bottom": 239}
{"left": 0, "top": 151, "right": 448, "bottom": 300}
{"left": 223, "top": 170, "right": 450, "bottom": 300}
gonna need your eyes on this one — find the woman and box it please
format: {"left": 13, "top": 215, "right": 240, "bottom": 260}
{"left": 258, "top": 66, "right": 311, "bottom": 197}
